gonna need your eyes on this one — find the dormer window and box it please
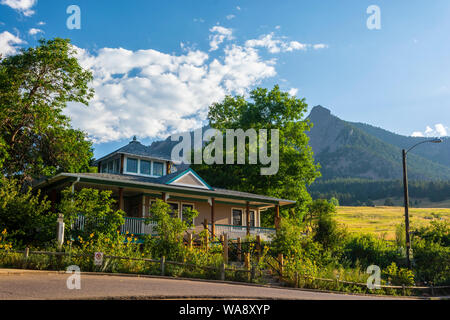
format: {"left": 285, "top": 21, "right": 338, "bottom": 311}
{"left": 140, "top": 160, "right": 151, "bottom": 175}
{"left": 153, "top": 162, "right": 164, "bottom": 177}
{"left": 126, "top": 158, "right": 138, "bottom": 173}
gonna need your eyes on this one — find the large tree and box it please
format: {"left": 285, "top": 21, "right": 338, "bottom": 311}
{"left": 0, "top": 38, "right": 94, "bottom": 183}
{"left": 192, "top": 85, "right": 321, "bottom": 224}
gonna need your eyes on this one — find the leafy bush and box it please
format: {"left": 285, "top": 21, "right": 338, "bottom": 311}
{"left": 144, "top": 200, "right": 198, "bottom": 261}
{"left": 383, "top": 262, "right": 415, "bottom": 286}
{"left": 0, "top": 178, "right": 53, "bottom": 246}
{"left": 343, "top": 233, "right": 400, "bottom": 269}
{"left": 58, "top": 188, "right": 125, "bottom": 241}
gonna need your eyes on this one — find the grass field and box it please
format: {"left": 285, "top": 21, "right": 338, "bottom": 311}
{"left": 336, "top": 206, "right": 450, "bottom": 240}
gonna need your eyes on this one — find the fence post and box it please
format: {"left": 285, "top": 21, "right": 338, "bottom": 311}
{"left": 295, "top": 272, "right": 299, "bottom": 288}
{"left": 430, "top": 283, "right": 435, "bottom": 296}
{"left": 278, "top": 253, "right": 284, "bottom": 280}
{"left": 23, "top": 247, "right": 29, "bottom": 260}
{"left": 160, "top": 256, "right": 165, "bottom": 276}
{"left": 250, "top": 266, "right": 256, "bottom": 283}
{"left": 223, "top": 233, "right": 228, "bottom": 264}
{"left": 220, "top": 263, "right": 225, "bottom": 281}
{"left": 244, "top": 252, "right": 250, "bottom": 269}
{"left": 57, "top": 214, "right": 65, "bottom": 250}
{"left": 237, "top": 237, "right": 242, "bottom": 262}
{"left": 402, "top": 284, "right": 406, "bottom": 296}
{"left": 256, "top": 235, "right": 261, "bottom": 261}
{"left": 203, "top": 218, "right": 209, "bottom": 252}
{"left": 188, "top": 233, "right": 193, "bottom": 250}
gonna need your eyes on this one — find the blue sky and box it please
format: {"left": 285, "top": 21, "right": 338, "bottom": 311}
{"left": 1, "top": 0, "right": 449, "bottom": 158}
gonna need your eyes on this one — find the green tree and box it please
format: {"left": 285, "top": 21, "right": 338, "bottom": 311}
{"left": 58, "top": 188, "right": 125, "bottom": 241}
{"left": 0, "top": 38, "right": 94, "bottom": 183}
{"left": 0, "top": 177, "right": 53, "bottom": 246}
{"left": 145, "top": 200, "right": 199, "bottom": 260}
{"left": 309, "top": 199, "right": 345, "bottom": 251}
{"left": 192, "top": 86, "right": 320, "bottom": 223}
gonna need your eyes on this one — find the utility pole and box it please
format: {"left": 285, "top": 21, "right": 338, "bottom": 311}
{"left": 402, "top": 149, "right": 412, "bottom": 269}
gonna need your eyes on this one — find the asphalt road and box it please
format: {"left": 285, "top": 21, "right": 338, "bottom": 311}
{"left": 0, "top": 269, "right": 404, "bottom": 300}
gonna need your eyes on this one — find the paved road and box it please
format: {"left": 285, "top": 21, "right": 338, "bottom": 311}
{"left": 0, "top": 269, "right": 404, "bottom": 300}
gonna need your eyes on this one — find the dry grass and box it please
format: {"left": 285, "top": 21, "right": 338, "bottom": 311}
{"left": 336, "top": 206, "right": 450, "bottom": 240}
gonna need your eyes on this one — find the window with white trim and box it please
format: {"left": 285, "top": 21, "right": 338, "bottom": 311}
{"left": 126, "top": 158, "right": 138, "bottom": 173}
{"left": 232, "top": 209, "right": 243, "bottom": 226}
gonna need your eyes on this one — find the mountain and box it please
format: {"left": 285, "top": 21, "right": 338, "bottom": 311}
{"left": 147, "top": 106, "right": 450, "bottom": 181}
{"left": 307, "top": 106, "right": 450, "bottom": 180}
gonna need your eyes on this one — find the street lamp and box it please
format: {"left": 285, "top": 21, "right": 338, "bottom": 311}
{"left": 402, "top": 138, "right": 442, "bottom": 269}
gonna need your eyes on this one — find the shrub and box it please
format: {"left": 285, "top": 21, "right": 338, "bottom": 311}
{"left": 383, "top": 262, "right": 415, "bottom": 286}
{"left": 0, "top": 178, "right": 53, "bottom": 246}
{"left": 58, "top": 188, "right": 125, "bottom": 241}
{"left": 413, "top": 238, "right": 450, "bottom": 285}
{"left": 343, "top": 233, "right": 400, "bottom": 269}
{"left": 144, "top": 199, "right": 198, "bottom": 261}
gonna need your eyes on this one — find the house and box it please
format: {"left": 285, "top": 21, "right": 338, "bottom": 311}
{"left": 34, "top": 137, "right": 296, "bottom": 240}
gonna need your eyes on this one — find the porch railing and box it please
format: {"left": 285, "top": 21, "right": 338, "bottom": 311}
{"left": 211, "top": 224, "right": 276, "bottom": 241}
{"left": 74, "top": 215, "right": 157, "bottom": 236}
{"left": 74, "top": 216, "right": 275, "bottom": 240}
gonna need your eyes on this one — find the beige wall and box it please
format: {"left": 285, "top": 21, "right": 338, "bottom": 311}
{"left": 142, "top": 196, "right": 260, "bottom": 227}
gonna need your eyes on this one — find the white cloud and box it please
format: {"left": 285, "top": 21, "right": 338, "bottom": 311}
{"left": 412, "top": 124, "right": 448, "bottom": 137}
{"left": 236, "top": 6, "right": 241, "bottom": 11}
{"left": 245, "top": 33, "right": 324, "bottom": 54}
{"left": 37, "top": 21, "right": 45, "bottom": 26}
{"left": 67, "top": 35, "right": 277, "bottom": 143}
{"left": 1, "top": 0, "right": 37, "bottom": 16}
{"left": 209, "top": 26, "right": 233, "bottom": 51}
{"left": 313, "top": 44, "right": 328, "bottom": 50}
{"left": 226, "top": 14, "right": 235, "bottom": 20}
{"left": 411, "top": 132, "right": 424, "bottom": 137}
{"left": 0, "top": 31, "right": 24, "bottom": 56}
{"left": 288, "top": 88, "right": 298, "bottom": 96}
{"left": 28, "top": 28, "right": 43, "bottom": 35}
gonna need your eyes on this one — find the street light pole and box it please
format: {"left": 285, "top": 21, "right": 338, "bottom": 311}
{"left": 402, "top": 149, "right": 412, "bottom": 269}
{"left": 402, "top": 138, "right": 442, "bottom": 270}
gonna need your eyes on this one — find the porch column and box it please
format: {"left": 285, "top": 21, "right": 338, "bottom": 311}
{"left": 118, "top": 188, "right": 124, "bottom": 211}
{"left": 210, "top": 198, "right": 215, "bottom": 238}
{"left": 161, "top": 192, "right": 166, "bottom": 202}
{"left": 246, "top": 201, "right": 250, "bottom": 236}
{"left": 275, "top": 204, "right": 280, "bottom": 231}
{"left": 141, "top": 195, "right": 146, "bottom": 218}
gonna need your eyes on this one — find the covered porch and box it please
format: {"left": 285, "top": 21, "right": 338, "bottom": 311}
{"left": 37, "top": 173, "right": 295, "bottom": 241}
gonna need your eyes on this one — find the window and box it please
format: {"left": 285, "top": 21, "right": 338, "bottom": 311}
{"left": 153, "top": 162, "right": 164, "bottom": 177}
{"left": 181, "top": 203, "right": 194, "bottom": 226}
{"left": 232, "top": 209, "right": 243, "bottom": 226}
{"left": 107, "top": 161, "right": 113, "bottom": 173}
{"left": 101, "top": 163, "right": 107, "bottom": 173}
{"left": 114, "top": 158, "right": 120, "bottom": 173}
{"left": 140, "top": 160, "right": 151, "bottom": 175}
{"left": 168, "top": 202, "right": 179, "bottom": 218}
{"left": 126, "top": 158, "right": 138, "bottom": 173}
{"left": 249, "top": 210, "right": 256, "bottom": 227}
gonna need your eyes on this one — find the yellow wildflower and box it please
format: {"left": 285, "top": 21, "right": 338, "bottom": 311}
{"left": 90, "top": 233, "right": 94, "bottom": 238}
{"left": 2, "top": 229, "right": 6, "bottom": 235}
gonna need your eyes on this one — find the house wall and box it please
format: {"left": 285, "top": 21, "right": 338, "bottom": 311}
{"left": 142, "top": 196, "right": 260, "bottom": 227}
